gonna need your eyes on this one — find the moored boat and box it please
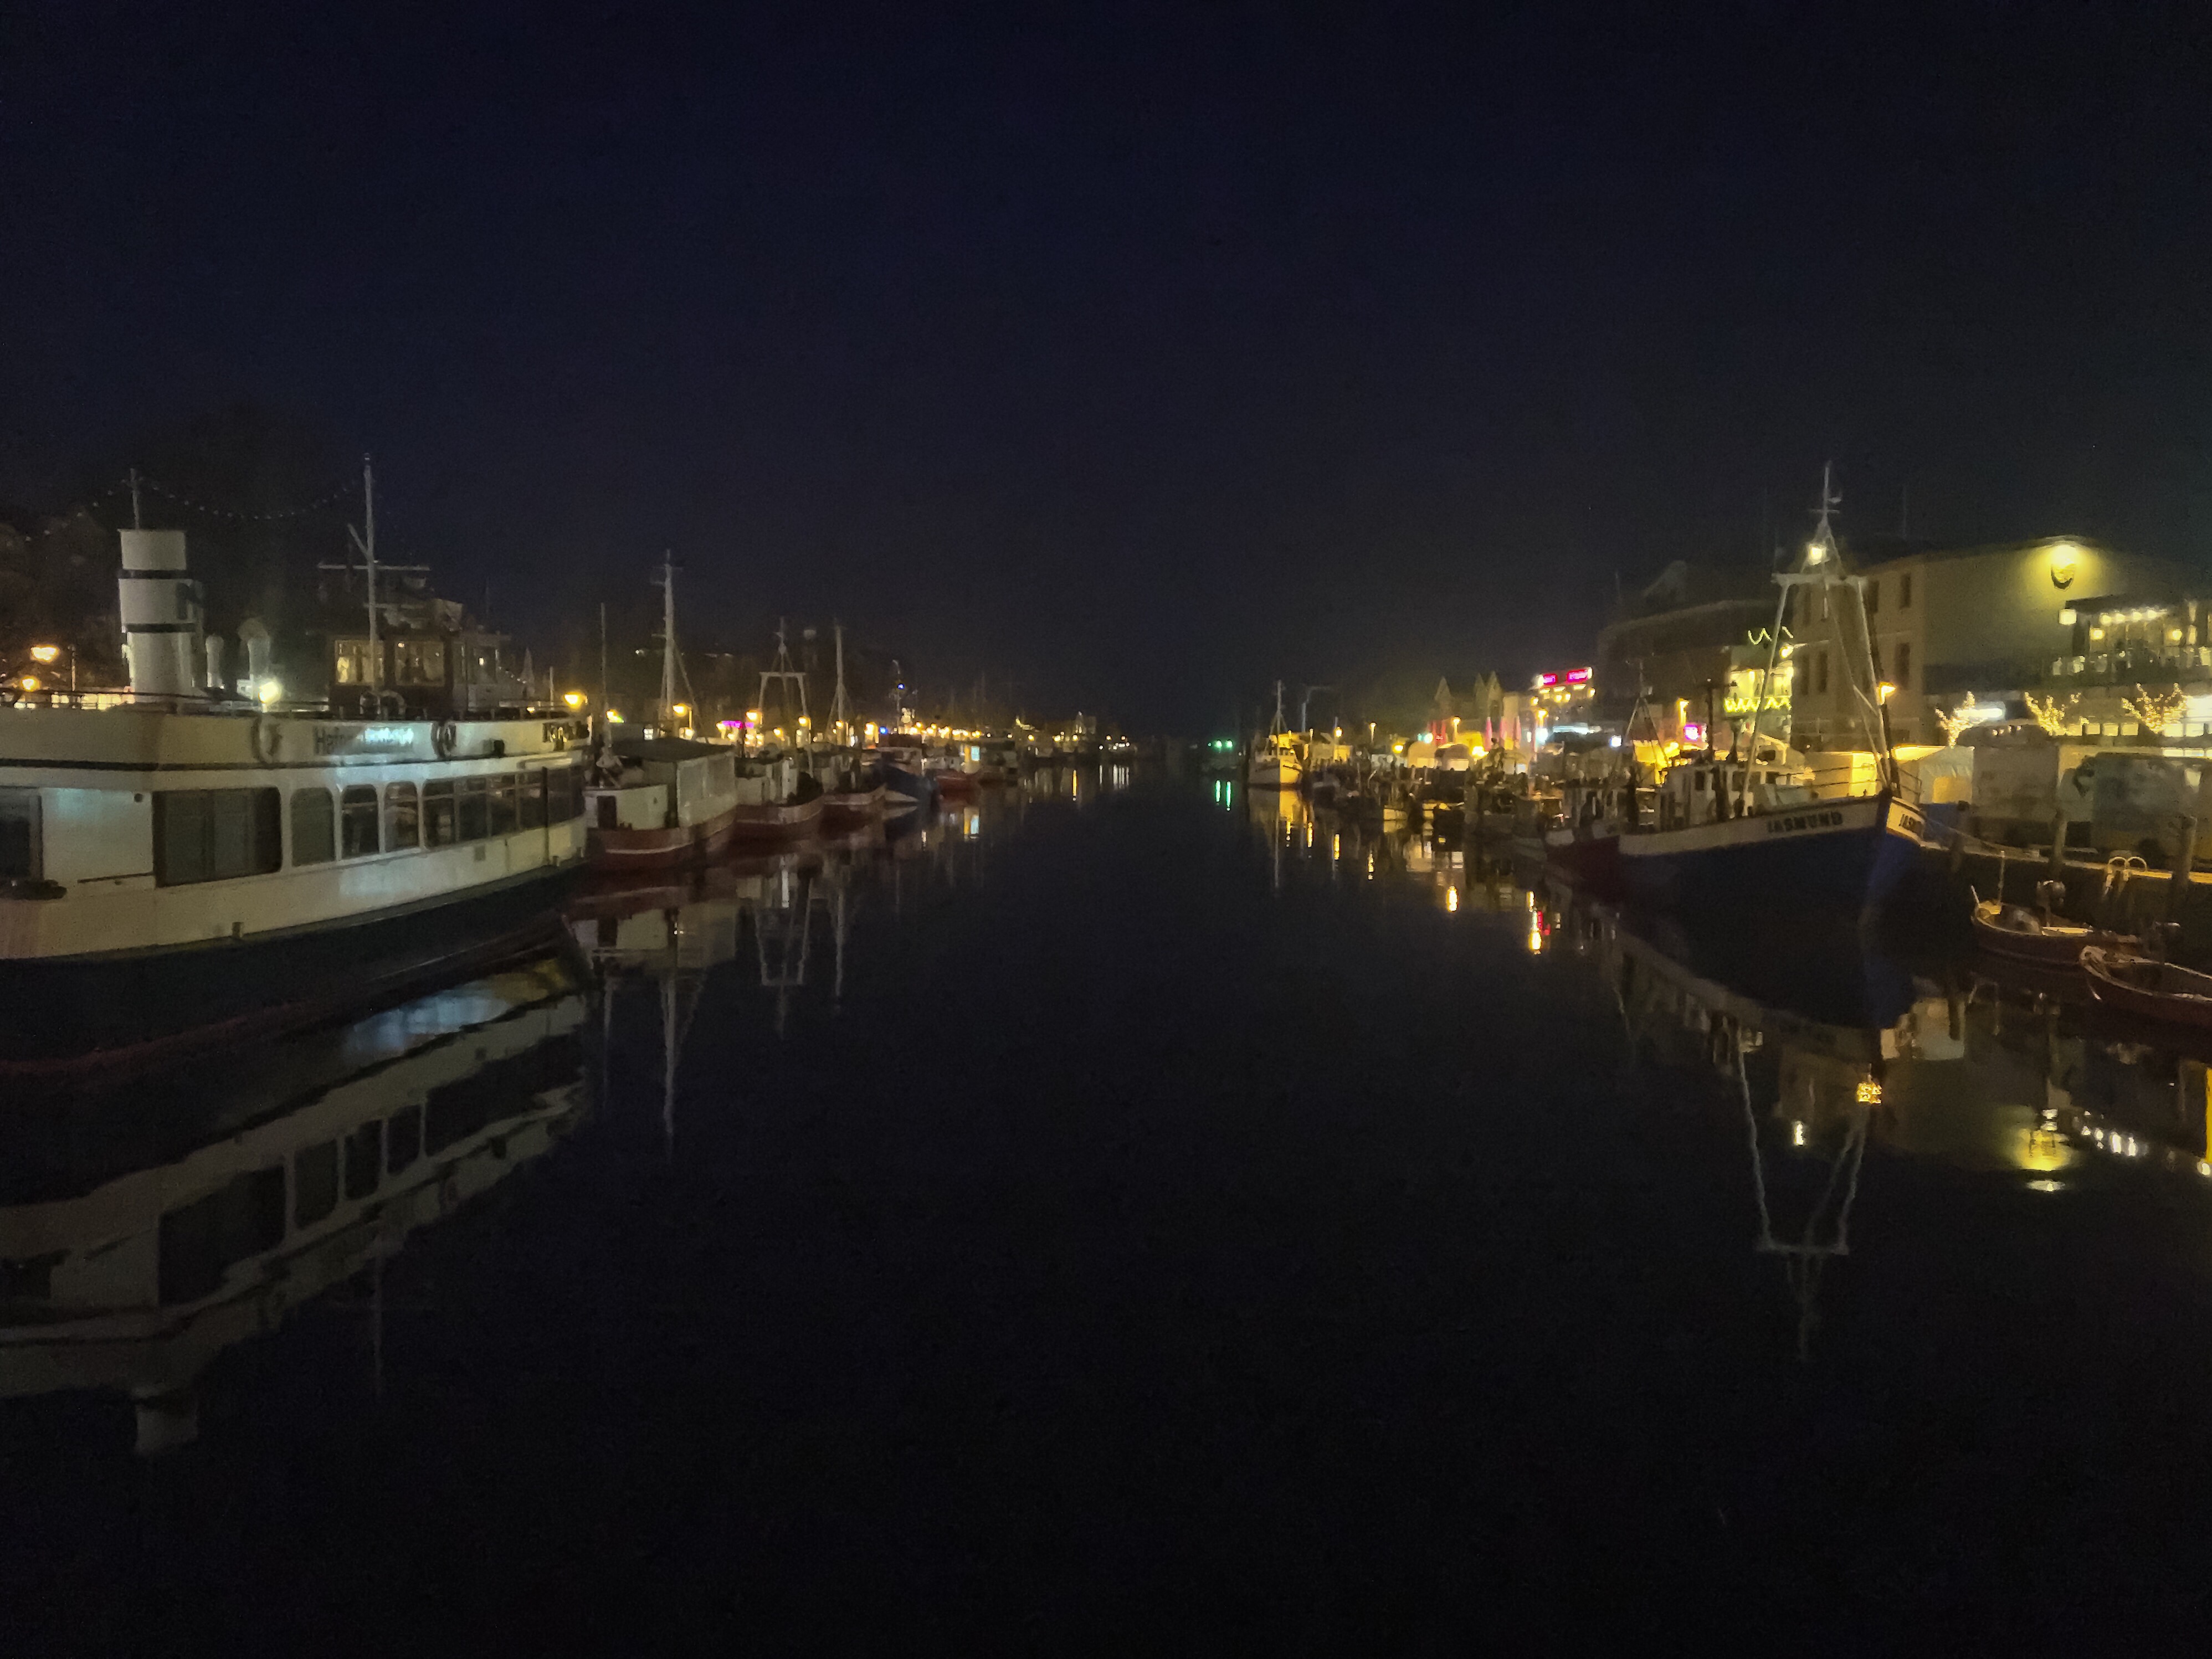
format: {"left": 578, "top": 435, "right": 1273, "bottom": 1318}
{"left": 584, "top": 735, "right": 742, "bottom": 869}
{"left": 0, "top": 523, "right": 590, "bottom": 1070}
{"left": 1249, "top": 680, "right": 1303, "bottom": 790}
{"left": 1970, "top": 900, "right": 2137, "bottom": 967}
{"left": 2082, "top": 948, "right": 2212, "bottom": 1029}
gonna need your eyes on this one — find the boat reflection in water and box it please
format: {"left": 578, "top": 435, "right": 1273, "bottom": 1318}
{"left": 1245, "top": 789, "right": 1522, "bottom": 915}
{"left": 0, "top": 939, "right": 591, "bottom": 1453}
{"left": 1530, "top": 882, "right": 2212, "bottom": 1356}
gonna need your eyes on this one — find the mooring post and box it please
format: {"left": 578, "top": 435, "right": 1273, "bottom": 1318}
{"left": 2170, "top": 814, "right": 2199, "bottom": 924}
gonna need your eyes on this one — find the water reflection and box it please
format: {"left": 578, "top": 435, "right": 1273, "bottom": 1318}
{"left": 1251, "top": 786, "right": 2212, "bottom": 1359}
{"left": 0, "top": 942, "right": 591, "bottom": 1452}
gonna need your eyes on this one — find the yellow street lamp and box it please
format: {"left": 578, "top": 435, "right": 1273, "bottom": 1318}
{"left": 28, "top": 645, "right": 59, "bottom": 665}
{"left": 17, "top": 675, "right": 39, "bottom": 693}
{"left": 672, "top": 702, "right": 689, "bottom": 718}
{"left": 562, "top": 690, "right": 586, "bottom": 711}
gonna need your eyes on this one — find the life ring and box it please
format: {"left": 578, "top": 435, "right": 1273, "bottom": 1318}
{"left": 432, "top": 721, "right": 459, "bottom": 759}
{"left": 250, "top": 712, "right": 283, "bottom": 766}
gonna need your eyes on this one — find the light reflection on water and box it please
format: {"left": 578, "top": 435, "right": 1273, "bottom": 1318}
{"left": 1246, "top": 786, "right": 2212, "bottom": 1357}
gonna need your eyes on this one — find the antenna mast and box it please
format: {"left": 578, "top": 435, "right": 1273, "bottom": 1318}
{"left": 346, "top": 455, "right": 380, "bottom": 694}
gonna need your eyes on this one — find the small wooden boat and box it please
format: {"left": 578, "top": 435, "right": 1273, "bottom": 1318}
{"left": 1970, "top": 900, "right": 2137, "bottom": 967}
{"left": 2082, "top": 948, "right": 2212, "bottom": 1029}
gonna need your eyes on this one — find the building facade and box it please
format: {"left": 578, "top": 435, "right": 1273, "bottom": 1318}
{"left": 1787, "top": 537, "right": 2191, "bottom": 748}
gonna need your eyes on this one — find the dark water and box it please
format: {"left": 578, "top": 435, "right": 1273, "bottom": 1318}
{"left": 9, "top": 767, "right": 2212, "bottom": 1646}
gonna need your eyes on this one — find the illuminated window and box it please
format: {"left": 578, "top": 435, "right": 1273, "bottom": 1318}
{"left": 393, "top": 639, "right": 446, "bottom": 685}
{"left": 333, "top": 639, "right": 376, "bottom": 685}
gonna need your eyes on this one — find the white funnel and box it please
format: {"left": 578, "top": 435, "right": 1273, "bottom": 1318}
{"left": 118, "top": 529, "right": 200, "bottom": 697}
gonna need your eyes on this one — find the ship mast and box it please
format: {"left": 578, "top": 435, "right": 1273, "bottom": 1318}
{"left": 830, "top": 620, "right": 852, "bottom": 742}
{"left": 656, "top": 553, "right": 679, "bottom": 732}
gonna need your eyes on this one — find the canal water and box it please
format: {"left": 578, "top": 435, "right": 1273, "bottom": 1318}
{"left": 7, "top": 767, "right": 2212, "bottom": 1645}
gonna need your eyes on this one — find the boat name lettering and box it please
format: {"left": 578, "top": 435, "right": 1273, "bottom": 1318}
{"left": 313, "top": 723, "right": 418, "bottom": 756}
{"left": 1765, "top": 809, "right": 1844, "bottom": 835}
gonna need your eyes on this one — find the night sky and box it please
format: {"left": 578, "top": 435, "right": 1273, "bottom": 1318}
{"left": 5, "top": 4, "right": 2209, "bottom": 730}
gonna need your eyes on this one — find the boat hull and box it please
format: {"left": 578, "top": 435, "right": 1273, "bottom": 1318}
{"left": 729, "top": 796, "right": 825, "bottom": 840}
{"left": 820, "top": 785, "right": 887, "bottom": 825}
{"left": 1249, "top": 759, "right": 1301, "bottom": 789}
{"left": 586, "top": 806, "right": 738, "bottom": 870}
{"left": 0, "top": 863, "right": 582, "bottom": 1074}
{"left": 1544, "top": 825, "right": 1621, "bottom": 891}
{"left": 1970, "top": 900, "right": 2135, "bottom": 967}
{"left": 879, "top": 762, "right": 937, "bottom": 811}
{"left": 2083, "top": 947, "right": 2212, "bottom": 1029}
{"left": 1616, "top": 794, "right": 1924, "bottom": 918}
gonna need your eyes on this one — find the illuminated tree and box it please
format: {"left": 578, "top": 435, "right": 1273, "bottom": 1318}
{"left": 2126, "top": 682, "right": 2188, "bottom": 737}
{"left": 2022, "top": 690, "right": 2080, "bottom": 737}
{"left": 1935, "top": 697, "right": 1979, "bottom": 747}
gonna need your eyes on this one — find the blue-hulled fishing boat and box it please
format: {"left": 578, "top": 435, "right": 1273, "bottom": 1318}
{"left": 1614, "top": 465, "right": 1926, "bottom": 921}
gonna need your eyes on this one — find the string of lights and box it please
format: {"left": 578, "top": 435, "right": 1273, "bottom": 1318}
{"left": 105, "top": 472, "right": 361, "bottom": 522}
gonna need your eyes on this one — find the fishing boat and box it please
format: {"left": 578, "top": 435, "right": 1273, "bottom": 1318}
{"left": 1614, "top": 466, "right": 1925, "bottom": 921}
{"left": 0, "top": 517, "right": 589, "bottom": 1069}
{"left": 2082, "top": 948, "right": 2212, "bottom": 1030}
{"left": 728, "top": 754, "right": 825, "bottom": 841}
{"left": 872, "top": 742, "right": 937, "bottom": 813}
{"left": 819, "top": 775, "right": 888, "bottom": 826}
{"left": 584, "top": 558, "right": 742, "bottom": 869}
{"left": 1249, "top": 681, "right": 1303, "bottom": 790}
{"left": 1970, "top": 900, "right": 2137, "bottom": 967}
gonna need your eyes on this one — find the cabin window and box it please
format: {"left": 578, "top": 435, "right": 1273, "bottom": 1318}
{"left": 551, "top": 764, "right": 584, "bottom": 823}
{"left": 456, "top": 775, "right": 490, "bottom": 841}
{"left": 341, "top": 785, "right": 381, "bottom": 857}
{"left": 490, "top": 774, "right": 519, "bottom": 836}
{"left": 385, "top": 783, "right": 420, "bottom": 850}
{"left": 0, "top": 789, "right": 39, "bottom": 881}
{"left": 1900, "top": 572, "right": 1913, "bottom": 609}
{"left": 156, "top": 1166, "right": 284, "bottom": 1306}
{"left": 518, "top": 770, "right": 547, "bottom": 830}
{"left": 293, "top": 1141, "right": 338, "bottom": 1227}
{"left": 333, "top": 639, "right": 376, "bottom": 685}
{"left": 153, "top": 788, "right": 281, "bottom": 886}
{"left": 423, "top": 779, "right": 458, "bottom": 847}
{"left": 343, "top": 1122, "right": 382, "bottom": 1200}
{"left": 387, "top": 1105, "right": 422, "bottom": 1173}
{"left": 1895, "top": 642, "right": 1912, "bottom": 689}
{"left": 290, "top": 787, "right": 336, "bottom": 866}
{"left": 393, "top": 639, "right": 446, "bottom": 685}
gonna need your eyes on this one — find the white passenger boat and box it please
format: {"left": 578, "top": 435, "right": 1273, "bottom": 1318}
{"left": 0, "top": 525, "right": 589, "bottom": 1068}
